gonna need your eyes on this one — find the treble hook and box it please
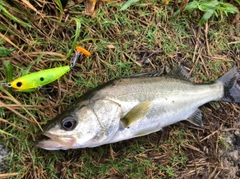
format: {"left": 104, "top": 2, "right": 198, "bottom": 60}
{"left": 70, "top": 50, "right": 83, "bottom": 69}
{"left": 70, "top": 46, "right": 91, "bottom": 69}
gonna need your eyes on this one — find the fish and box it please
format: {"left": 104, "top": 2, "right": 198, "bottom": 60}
{"left": 36, "top": 65, "right": 240, "bottom": 150}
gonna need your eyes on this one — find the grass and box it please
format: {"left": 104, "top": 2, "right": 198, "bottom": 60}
{"left": 0, "top": 0, "right": 240, "bottom": 178}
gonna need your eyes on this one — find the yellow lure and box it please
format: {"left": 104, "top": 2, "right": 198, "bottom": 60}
{"left": 10, "top": 66, "right": 70, "bottom": 91}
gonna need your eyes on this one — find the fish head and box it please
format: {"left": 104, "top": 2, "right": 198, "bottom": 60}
{"left": 36, "top": 100, "right": 104, "bottom": 150}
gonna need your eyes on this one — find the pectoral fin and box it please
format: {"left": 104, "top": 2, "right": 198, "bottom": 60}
{"left": 187, "top": 109, "right": 203, "bottom": 127}
{"left": 121, "top": 101, "right": 152, "bottom": 128}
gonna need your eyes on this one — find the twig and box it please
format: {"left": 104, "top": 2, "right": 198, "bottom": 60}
{"left": 200, "top": 130, "right": 219, "bottom": 142}
{"left": 0, "top": 172, "right": 19, "bottom": 178}
{"left": 204, "top": 21, "right": 212, "bottom": 57}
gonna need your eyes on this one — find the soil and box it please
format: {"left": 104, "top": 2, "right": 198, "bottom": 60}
{"left": 218, "top": 129, "right": 240, "bottom": 179}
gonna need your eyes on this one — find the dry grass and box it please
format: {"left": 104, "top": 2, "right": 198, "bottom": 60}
{"left": 0, "top": 0, "right": 240, "bottom": 178}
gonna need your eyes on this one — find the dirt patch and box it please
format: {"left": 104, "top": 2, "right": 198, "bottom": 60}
{"left": 218, "top": 129, "right": 240, "bottom": 179}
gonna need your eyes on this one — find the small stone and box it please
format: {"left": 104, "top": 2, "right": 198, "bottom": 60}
{"left": 234, "top": 130, "right": 240, "bottom": 136}
{"left": 143, "top": 58, "right": 150, "bottom": 65}
{"left": 0, "top": 144, "right": 10, "bottom": 173}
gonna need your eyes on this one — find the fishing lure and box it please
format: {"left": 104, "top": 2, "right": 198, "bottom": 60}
{"left": 9, "top": 66, "right": 70, "bottom": 92}
{"left": 2, "top": 46, "right": 91, "bottom": 92}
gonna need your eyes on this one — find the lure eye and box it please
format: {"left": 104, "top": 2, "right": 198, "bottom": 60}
{"left": 61, "top": 117, "right": 77, "bottom": 131}
{"left": 16, "top": 82, "right": 22, "bottom": 87}
{"left": 40, "top": 77, "right": 44, "bottom": 81}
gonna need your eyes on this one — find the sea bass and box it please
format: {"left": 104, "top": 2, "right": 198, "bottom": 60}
{"left": 36, "top": 65, "right": 240, "bottom": 150}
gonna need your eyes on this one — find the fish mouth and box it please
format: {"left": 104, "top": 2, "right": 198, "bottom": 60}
{"left": 35, "top": 132, "right": 76, "bottom": 150}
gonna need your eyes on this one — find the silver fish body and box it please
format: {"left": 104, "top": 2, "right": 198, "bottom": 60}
{"left": 36, "top": 66, "right": 240, "bottom": 150}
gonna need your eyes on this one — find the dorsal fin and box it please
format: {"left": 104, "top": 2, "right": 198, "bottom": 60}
{"left": 127, "top": 72, "right": 163, "bottom": 78}
{"left": 168, "top": 64, "right": 194, "bottom": 82}
{"left": 126, "top": 64, "right": 194, "bottom": 82}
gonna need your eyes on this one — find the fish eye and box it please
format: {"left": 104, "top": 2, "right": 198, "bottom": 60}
{"left": 61, "top": 117, "right": 77, "bottom": 131}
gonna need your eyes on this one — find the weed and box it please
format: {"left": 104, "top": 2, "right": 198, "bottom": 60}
{"left": 181, "top": 0, "right": 239, "bottom": 25}
{"left": 218, "top": 133, "right": 231, "bottom": 150}
{"left": 0, "top": 47, "right": 14, "bottom": 57}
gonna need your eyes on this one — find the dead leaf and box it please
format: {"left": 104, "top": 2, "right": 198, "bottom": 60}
{"left": 180, "top": 0, "right": 189, "bottom": 12}
{"left": 232, "top": 14, "right": 239, "bottom": 25}
{"left": 85, "top": 0, "right": 98, "bottom": 16}
{"left": 107, "top": 44, "right": 115, "bottom": 49}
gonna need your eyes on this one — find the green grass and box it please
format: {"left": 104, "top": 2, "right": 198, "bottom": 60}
{"left": 0, "top": 0, "right": 239, "bottom": 178}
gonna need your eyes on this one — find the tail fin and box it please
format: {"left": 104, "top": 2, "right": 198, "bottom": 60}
{"left": 218, "top": 67, "right": 240, "bottom": 102}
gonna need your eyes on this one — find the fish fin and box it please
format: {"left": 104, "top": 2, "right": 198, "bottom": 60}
{"left": 127, "top": 72, "right": 162, "bottom": 78}
{"left": 121, "top": 101, "right": 152, "bottom": 127}
{"left": 187, "top": 109, "right": 203, "bottom": 127}
{"left": 127, "top": 64, "right": 193, "bottom": 80}
{"left": 168, "top": 63, "right": 194, "bottom": 82}
{"left": 218, "top": 67, "right": 240, "bottom": 103}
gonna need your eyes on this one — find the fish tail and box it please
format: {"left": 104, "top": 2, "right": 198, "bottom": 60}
{"left": 218, "top": 67, "right": 240, "bottom": 102}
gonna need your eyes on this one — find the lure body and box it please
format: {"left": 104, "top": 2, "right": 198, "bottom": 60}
{"left": 10, "top": 66, "right": 70, "bottom": 91}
